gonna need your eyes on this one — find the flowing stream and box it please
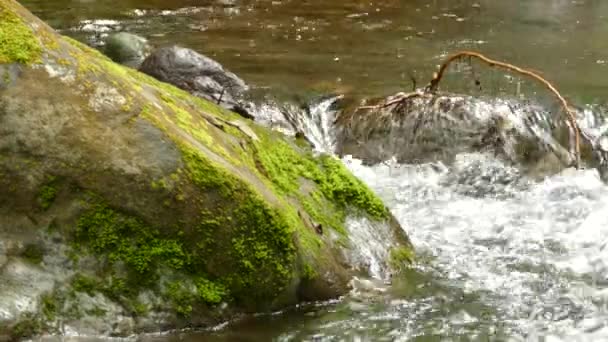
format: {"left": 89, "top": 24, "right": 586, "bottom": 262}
{"left": 18, "top": 0, "right": 608, "bottom": 340}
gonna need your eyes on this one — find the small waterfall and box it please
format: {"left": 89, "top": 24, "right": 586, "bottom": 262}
{"left": 295, "top": 95, "right": 342, "bottom": 154}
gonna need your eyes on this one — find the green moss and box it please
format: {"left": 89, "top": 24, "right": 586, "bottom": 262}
{"left": 71, "top": 177, "right": 293, "bottom": 310}
{"left": 10, "top": 313, "right": 42, "bottom": 340}
{"left": 151, "top": 178, "right": 168, "bottom": 190}
{"left": 181, "top": 146, "right": 295, "bottom": 307}
{"left": 71, "top": 200, "right": 208, "bottom": 315}
{"left": 0, "top": 1, "right": 42, "bottom": 64}
{"left": 301, "top": 191, "right": 346, "bottom": 235}
{"left": 166, "top": 281, "right": 194, "bottom": 316}
{"left": 389, "top": 246, "right": 415, "bottom": 273}
{"left": 318, "top": 156, "right": 388, "bottom": 219}
{"left": 75, "top": 202, "right": 186, "bottom": 275}
{"left": 196, "top": 277, "right": 226, "bottom": 304}
{"left": 252, "top": 131, "right": 388, "bottom": 234}
{"left": 41, "top": 292, "right": 60, "bottom": 321}
{"left": 21, "top": 243, "right": 44, "bottom": 264}
{"left": 101, "top": 275, "right": 132, "bottom": 302}
{"left": 131, "top": 301, "right": 148, "bottom": 316}
{"left": 302, "top": 263, "right": 317, "bottom": 281}
{"left": 2, "top": 67, "right": 10, "bottom": 84}
{"left": 38, "top": 184, "right": 57, "bottom": 210}
{"left": 71, "top": 273, "right": 150, "bottom": 316}
{"left": 85, "top": 306, "right": 107, "bottom": 317}
{"left": 71, "top": 274, "right": 98, "bottom": 296}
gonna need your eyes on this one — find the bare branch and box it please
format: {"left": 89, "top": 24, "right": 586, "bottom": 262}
{"left": 426, "top": 50, "right": 581, "bottom": 168}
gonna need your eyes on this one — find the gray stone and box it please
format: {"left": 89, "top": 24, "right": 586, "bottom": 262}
{"left": 139, "top": 46, "right": 248, "bottom": 113}
{"left": 104, "top": 32, "right": 152, "bottom": 69}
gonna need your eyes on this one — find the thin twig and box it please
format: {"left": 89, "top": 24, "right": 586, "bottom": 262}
{"left": 355, "top": 91, "right": 425, "bottom": 112}
{"left": 426, "top": 50, "right": 581, "bottom": 168}
{"left": 217, "top": 87, "right": 225, "bottom": 105}
{"left": 409, "top": 73, "right": 417, "bottom": 92}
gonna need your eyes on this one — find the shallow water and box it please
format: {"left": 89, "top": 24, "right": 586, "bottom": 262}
{"left": 17, "top": 0, "right": 608, "bottom": 340}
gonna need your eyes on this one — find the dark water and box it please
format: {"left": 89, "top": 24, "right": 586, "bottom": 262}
{"left": 19, "top": 0, "right": 608, "bottom": 340}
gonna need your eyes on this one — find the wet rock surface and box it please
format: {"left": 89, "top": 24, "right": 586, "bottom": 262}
{"left": 333, "top": 92, "right": 608, "bottom": 179}
{"left": 139, "top": 45, "right": 249, "bottom": 115}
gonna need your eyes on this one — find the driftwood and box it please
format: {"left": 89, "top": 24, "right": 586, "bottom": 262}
{"left": 357, "top": 51, "right": 582, "bottom": 168}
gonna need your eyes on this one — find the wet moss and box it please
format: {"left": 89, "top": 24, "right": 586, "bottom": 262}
{"left": 252, "top": 131, "right": 389, "bottom": 234}
{"left": 38, "top": 184, "right": 57, "bottom": 210}
{"left": 0, "top": 1, "right": 42, "bottom": 64}
{"left": 71, "top": 270, "right": 151, "bottom": 317}
{"left": 302, "top": 263, "right": 317, "bottom": 281}
{"left": 74, "top": 202, "right": 187, "bottom": 275}
{"left": 21, "top": 243, "right": 44, "bottom": 265}
{"left": 71, "top": 273, "right": 98, "bottom": 296}
{"left": 85, "top": 306, "right": 107, "bottom": 317}
{"left": 71, "top": 175, "right": 294, "bottom": 311}
{"left": 40, "top": 292, "right": 60, "bottom": 321}
{"left": 180, "top": 145, "right": 296, "bottom": 307}
{"left": 9, "top": 313, "right": 43, "bottom": 341}
{"left": 389, "top": 246, "right": 415, "bottom": 273}
{"left": 196, "top": 277, "right": 226, "bottom": 304}
{"left": 166, "top": 281, "right": 195, "bottom": 316}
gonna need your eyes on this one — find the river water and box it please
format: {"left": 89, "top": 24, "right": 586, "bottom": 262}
{"left": 19, "top": 0, "right": 608, "bottom": 340}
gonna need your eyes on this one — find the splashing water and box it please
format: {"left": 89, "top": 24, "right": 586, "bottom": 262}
{"left": 342, "top": 152, "right": 608, "bottom": 339}
{"left": 297, "top": 95, "right": 342, "bottom": 154}
{"left": 276, "top": 94, "right": 608, "bottom": 339}
{"left": 342, "top": 215, "right": 395, "bottom": 280}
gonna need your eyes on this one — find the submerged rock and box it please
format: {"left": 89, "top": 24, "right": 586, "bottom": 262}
{"left": 0, "top": 0, "right": 413, "bottom": 339}
{"left": 139, "top": 45, "right": 249, "bottom": 116}
{"left": 103, "top": 32, "right": 152, "bottom": 69}
{"left": 334, "top": 92, "right": 608, "bottom": 178}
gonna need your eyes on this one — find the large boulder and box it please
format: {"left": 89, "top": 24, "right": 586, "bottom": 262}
{"left": 139, "top": 46, "right": 249, "bottom": 116}
{"left": 0, "top": 0, "right": 413, "bottom": 339}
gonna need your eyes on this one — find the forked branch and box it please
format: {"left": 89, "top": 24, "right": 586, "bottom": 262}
{"left": 426, "top": 51, "right": 581, "bottom": 168}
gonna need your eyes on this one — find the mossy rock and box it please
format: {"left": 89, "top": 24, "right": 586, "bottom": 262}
{"left": 0, "top": 0, "right": 413, "bottom": 337}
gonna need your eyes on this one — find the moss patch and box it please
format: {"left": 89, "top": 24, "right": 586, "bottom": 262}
{"left": 0, "top": 1, "right": 42, "bottom": 64}
{"left": 389, "top": 246, "right": 415, "bottom": 273}
{"left": 180, "top": 145, "right": 295, "bottom": 308}
{"left": 9, "top": 313, "right": 43, "bottom": 341}
{"left": 71, "top": 175, "right": 295, "bottom": 311}
{"left": 253, "top": 131, "right": 388, "bottom": 234}
{"left": 40, "top": 292, "right": 60, "bottom": 321}
{"left": 74, "top": 201, "right": 187, "bottom": 275}
{"left": 38, "top": 182, "right": 57, "bottom": 210}
{"left": 71, "top": 273, "right": 99, "bottom": 296}
{"left": 20, "top": 243, "right": 44, "bottom": 264}
{"left": 166, "top": 281, "right": 195, "bottom": 316}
